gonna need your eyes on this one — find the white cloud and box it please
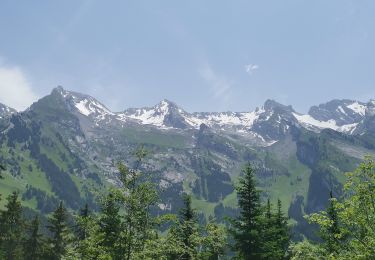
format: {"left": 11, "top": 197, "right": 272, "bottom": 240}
{"left": 245, "top": 64, "right": 259, "bottom": 75}
{"left": 0, "top": 65, "right": 38, "bottom": 111}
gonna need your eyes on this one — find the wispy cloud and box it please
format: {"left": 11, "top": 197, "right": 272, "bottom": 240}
{"left": 0, "top": 61, "right": 38, "bottom": 111}
{"left": 245, "top": 64, "right": 259, "bottom": 75}
{"left": 199, "top": 63, "right": 233, "bottom": 107}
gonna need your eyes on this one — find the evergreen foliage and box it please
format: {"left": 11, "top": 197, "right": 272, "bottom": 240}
{"left": 0, "top": 192, "right": 24, "bottom": 260}
{"left": 98, "top": 192, "right": 122, "bottom": 259}
{"left": 163, "top": 194, "right": 227, "bottom": 260}
{"left": 23, "top": 215, "right": 45, "bottom": 260}
{"left": 0, "top": 158, "right": 294, "bottom": 259}
{"left": 73, "top": 203, "right": 105, "bottom": 259}
{"left": 229, "top": 164, "right": 290, "bottom": 259}
{"left": 323, "top": 191, "right": 341, "bottom": 254}
{"left": 115, "top": 146, "right": 160, "bottom": 259}
{"left": 46, "top": 201, "right": 70, "bottom": 259}
{"left": 229, "top": 163, "right": 264, "bottom": 259}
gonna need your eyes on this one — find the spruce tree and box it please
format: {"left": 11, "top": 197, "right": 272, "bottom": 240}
{"left": 75, "top": 203, "right": 104, "bottom": 259}
{"left": 274, "top": 199, "right": 290, "bottom": 259}
{"left": 76, "top": 203, "right": 90, "bottom": 240}
{"left": 229, "top": 163, "right": 263, "bottom": 259}
{"left": 165, "top": 194, "right": 200, "bottom": 260}
{"left": 0, "top": 191, "right": 24, "bottom": 260}
{"left": 179, "top": 194, "right": 198, "bottom": 260}
{"left": 47, "top": 201, "right": 70, "bottom": 260}
{"left": 98, "top": 192, "right": 122, "bottom": 259}
{"left": 259, "top": 198, "right": 290, "bottom": 259}
{"left": 266, "top": 198, "right": 272, "bottom": 220}
{"left": 324, "top": 191, "right": 341, "bottom": 254}
{"left": 260, "top": 198, "right": 279, "bottom": 259}
{"left": 24, "top": 215, "right": 45, "bottom": 260}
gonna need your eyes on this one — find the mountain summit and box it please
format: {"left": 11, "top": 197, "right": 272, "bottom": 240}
{"left": 22, "top": 86, "right": 375, "bottom": 144}
{"left": 53, "top": 86, "right": 114, "bottom": 120}
{"left": 120, "top": 99, "right": 191, "bottom": 129}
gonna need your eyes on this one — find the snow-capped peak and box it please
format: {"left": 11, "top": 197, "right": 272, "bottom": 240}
{"left": 118, "top": 99, "right": 189, "bottom": 128}
{"left": 292, "top": 112, "right": 358, "bottom": 134}
{"left": 53, "top": 86, "right": 114, "bottom": 119}
{"left": 46, "top": 88, "right": 375, "bottom": 140}
{"left": 308, "top": 99, "right": 366, "bottom": 126}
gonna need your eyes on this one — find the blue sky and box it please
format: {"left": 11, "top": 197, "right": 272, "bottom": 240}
{"left": 0, "top": 1, "right": 374, "bottom": 112}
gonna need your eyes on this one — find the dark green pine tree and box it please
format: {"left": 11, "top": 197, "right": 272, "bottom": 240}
{"left": 76, "top": 203, "right": 90, "bottom": 240}
{"left": 47, "top": 201, "right": 70, "bottom": 260}
{"left": 178, "top": 194, "right": 198, "bottom": 260}
{"left": 98, "top": 193, "right": 122, "bottom": 259}
{"left": 229, "top": 163, "right": 263, "bottom": 259}
{"left": 260, "top": 199, "right": 279, "bottom": 259}
{"left": 266, "top": 199, "right": 272, "bottom": 220}
{"left": 0, "top": 191, "right": 24, "bottom": 260}
{"left": 273, "top": 199, "right": 290, "bottom": 259}
{"left": 323, "top": 191, "right": 341, "bottom": 254}
{"left": 24, "top": 215, "right": 45, "bottom": 260}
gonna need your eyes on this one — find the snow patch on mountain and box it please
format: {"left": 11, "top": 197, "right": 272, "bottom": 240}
{"left": 118, "top": 100, "right": 174, "bottom": 128}
{"left": 337, "top": 106, "right": 347, "bottom": 115}
{"left": 293, "top": 113, "right": 358, "bottom": 133}
{"left": 73, "top": 98, "right": 114, "bottom": 120}
{"left": 293, "top": 113, "right": 338, "bottom": 129}
{"left": 75, "top": 100, "right": 91, "bottom": 116}
{"left": 125, "top": 107, "right": 167, "bottom": 127}
{"left": 54, "top": 87, "right": 114, "bottom": 122}
{"left": 347, "top": 102, "right": 366, "bottom": 116}
{"left": 186, "top": 109, "right": 263, "bottom": 129}
{"left": 337, "top": 123, "right": 358, "bottom": 134}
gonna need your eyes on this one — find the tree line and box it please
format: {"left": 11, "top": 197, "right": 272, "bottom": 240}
{"left": 2, "top": 151, "right": 373, "bottom": 259}
{"left": 0, "top": 148, "right": 289, "bottom": 259}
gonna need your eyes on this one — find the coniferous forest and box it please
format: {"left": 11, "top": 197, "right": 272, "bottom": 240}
{"left": 1, "top": 147, "right": 375, "bottom": 259}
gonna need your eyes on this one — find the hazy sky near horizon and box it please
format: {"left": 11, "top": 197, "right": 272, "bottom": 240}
{"left": 0, "top": 1, "right": 374, "bottom": 112}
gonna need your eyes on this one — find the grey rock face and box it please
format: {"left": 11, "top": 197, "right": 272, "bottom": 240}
{"left": 251, "top": 100, "right": 297, "bottom": 141}
{"left": 0, "top": 103, "right": 16, "bottom": 118}
{"left": 308, "top": 99, "right": 366, "bottom": 126}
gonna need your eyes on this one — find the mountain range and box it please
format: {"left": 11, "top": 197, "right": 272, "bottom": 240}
{"left": 1, "top": 86, "right": 375, "bottom": 239}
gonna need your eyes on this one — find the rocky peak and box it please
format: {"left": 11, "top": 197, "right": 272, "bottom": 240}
{"left": 251, "top": 100, "right": 297, "bottom": 141}
{"left": 263, "top": 99, "right": 294, "bottom": 113}
{"left": 52, "top": 86, "right": 113, "bottom": 120}
{"left": 121, "top": 99, "right": 190, "bottom": 129}
{"left": 308, "top": 99, "right": 366, "bottom": 126}
{"left": 0, "top": 103, "right": 17, "bottom": 118}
